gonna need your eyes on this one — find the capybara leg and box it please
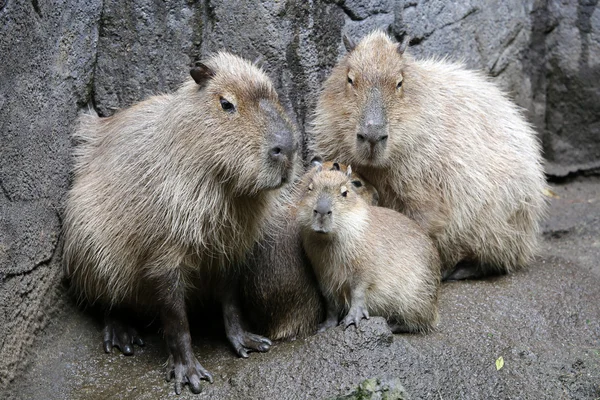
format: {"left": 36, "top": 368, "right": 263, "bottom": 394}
{"left": 443, "top": 261, "right": 507, "bottom": 281}
{"left": 161, "top": 285, "right": 213, "bottom": 395}
{"left": 222, "top": 285, "right": 272, "bottom": 358}
{"left": 102, "top": 310, "right": 144, "bottom": 355}
{"left": 340, "top": 283, "right": 369, "bottom": 329}
{"left": 317, "top": 300, "right": 340, "bottom": 332}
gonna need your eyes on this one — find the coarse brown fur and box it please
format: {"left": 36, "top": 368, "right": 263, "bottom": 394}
{"left": 64, "top": 52, "right": 298, "bottom": 307}
{"left": 62, "top": 52, "right": 299, "bottom": 393}
{"left": 241, "top": 161, "right": 379, "bottom": 340}
{"left": 310, "top": 31, "right": 547, "bottom": 278}
{"left": 297, "top": 169, "right": 440, "bottom": 333}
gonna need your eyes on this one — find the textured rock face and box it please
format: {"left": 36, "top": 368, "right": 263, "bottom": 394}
{"left": 0, "top": 0, "right": 103, "bottom": 387}
{"left": 542, "top": 0, "right": 600, "bottom": 173}
{"left": 1, "top": 0, "right": 599, "bottom": 391}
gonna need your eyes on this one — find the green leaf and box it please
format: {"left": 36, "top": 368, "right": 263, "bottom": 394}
{"left": 496, "top": 356, "right": 504, "bottom": 371}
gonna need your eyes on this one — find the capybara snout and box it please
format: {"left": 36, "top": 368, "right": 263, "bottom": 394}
{"left": 260, "top": 99, "right": 297, "bottom": 185}
{"left": 357, "top": 87, "right": 388, "bottom": 145}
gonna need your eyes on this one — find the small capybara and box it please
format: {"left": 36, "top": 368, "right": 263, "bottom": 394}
{"left": 310, "top": 31, "right": 547, "bottom": 280}
{"left": 240, "top": 159, "right": 379, "bottom": 341}
{"left": 297, "top": 167, "right": 440, "bottom": 333}
{"left": 63, "top": 52, "right": 299, "bottom": 394}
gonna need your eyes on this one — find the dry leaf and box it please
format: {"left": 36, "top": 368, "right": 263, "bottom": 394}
{"left": 543, "top": 188, "right": 560, "bottom": 199}
{"left": 496, "top": 356, "right": 504, "bottom": 371}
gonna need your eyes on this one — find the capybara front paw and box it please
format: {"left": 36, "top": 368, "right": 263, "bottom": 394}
{"left": 340, "top": 305, "right": 369, "bottom": 329}
{"left": 317, "top": 316, "right": 338, "bottom": 333}
{"left": 230, "top": 331, "right": 272, "bottom": 358}
{"left": 102, "top": 319, "right": 144, "bottom": 355}
{"left": 165, "top": 354, "right": 213, "bottom": 395}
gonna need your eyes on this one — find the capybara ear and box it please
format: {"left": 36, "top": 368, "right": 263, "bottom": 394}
{"left": 343, "top": 33, "right": 356, "bottom": 53}
{"left": 331, "top": 162, "right": 341, "bottom": 171}
{"left": 190, "top": 63, "right": 215, "bottom": 87}
{"left": 310, "top": 156, "right": 323, "bottom": 169}
{"left": 397, "top": 35, "right": 411, "bottom": 55}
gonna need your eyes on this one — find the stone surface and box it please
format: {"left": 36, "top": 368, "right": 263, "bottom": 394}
{"left": 92, "top": 0, "right": 203, "bottom": 117}
{"left": 1, "top": 0, "right": 600, "bottom": 396}
{"left": 6, "top": 183, "right": 600, "bottom": 398}
{"left": 542, "top": 0, "right": 600, "bottom": 171}
{"left": 0, "top": 0, "right": 102, "bottom": 387}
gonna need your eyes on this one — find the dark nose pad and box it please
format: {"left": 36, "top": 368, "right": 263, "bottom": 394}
{"left": 358, "top": 121, "right": 388, "bottom": 146}
{"left": 269, "top": 131, "right": 295, "bottom": 163}
{"left": 314, "top": 197, "right": 332, "bottom": 217}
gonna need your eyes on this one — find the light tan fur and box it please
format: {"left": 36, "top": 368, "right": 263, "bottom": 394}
{"left": 310, "top": 31, "right": 547, "bottom": 275}
{"left": 241, "top": 160, "right": 379, "bottom": 340}
{"left": 63, "top": 52, "right": 299, "bottom": 309}
{"left": 297, "top": 169, "right": 440, "bottom": 333}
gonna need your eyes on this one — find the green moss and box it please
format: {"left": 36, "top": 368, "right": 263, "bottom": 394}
{"left": 329, "top": 378, "right": 409, "bottom": 400}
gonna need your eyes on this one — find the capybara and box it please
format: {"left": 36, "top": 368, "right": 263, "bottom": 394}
{"left": 241, "top": 159, "right": 379, "bottom": 341}
{"left": 63, "top": 52, "right": 299, "bottom": 394}
{"left": 297, "top": 167, "right": 440, "bottom": 333}
{"left": 310, "top": 31, "right": 547, "bottom": 280}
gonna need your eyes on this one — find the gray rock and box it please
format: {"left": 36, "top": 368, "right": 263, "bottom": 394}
{"left": 92, "top": 0, "right": 203, "bottom": 116}
{"left": 330, "top": 377, "right": 409, "bottom": 400}
{"left": 0, "top": 0, "right": 102, "bottom": 387}
{"left": 542, "top": 0, "right": 600, "bottom": 172}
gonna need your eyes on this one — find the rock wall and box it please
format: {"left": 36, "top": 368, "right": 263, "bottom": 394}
{"left": 1, "top": 0, "right": 599, "bottom": 388}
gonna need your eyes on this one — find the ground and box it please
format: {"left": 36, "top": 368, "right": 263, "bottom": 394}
{"left": 5, "top": 176, "right": 600, "bottom": 400}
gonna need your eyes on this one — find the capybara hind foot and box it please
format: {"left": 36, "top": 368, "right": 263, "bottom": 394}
{"left": 317, "top": 316, "right": 338, "bottom": 333}
{"left": 317, "top": 302, "right": 339, "bottom": 333}
{"left": 388, "top": 321, "right": 413, "bottom": 334}
{"left": 222, "top": 285, "right": 272, "bottom": 358}
{"left": 165, "top": 353, "right": 213, "bottom": 395}
{"left": 102, "top": 312, "right": 144, "bottom": 355}
{"left": 228, "top": 331, "right": 272, "bottom": 359}
{"left": 340, "top": 303, "right": 370, "bottom": 329}
{"left": 443, "top": 261, "right": 507, "bottom": 281}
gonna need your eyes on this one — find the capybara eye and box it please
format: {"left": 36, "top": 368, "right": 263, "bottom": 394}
{"left": 396, "top": 80, "right": 403, "bottom": 89}
{"left": 347, "top": 76, "right": 353, "bottom": 85}
{"left": 220, "top": 97, "right": 235, "bottom": 112}
{"left": 351, "top": 180, "right": 363, "bottom": 188}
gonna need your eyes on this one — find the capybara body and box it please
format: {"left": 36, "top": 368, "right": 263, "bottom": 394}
{"left": 311, "top": 31, "right": 547, "bottom": 279}
{"left": 63, "top": 52, "right": 298, "bottom": 394}
{"left": 297, "top": 169, "right": 440, "bottom": 333}
{"left": 241, "top": 161, "right": 379, "bottom": 340}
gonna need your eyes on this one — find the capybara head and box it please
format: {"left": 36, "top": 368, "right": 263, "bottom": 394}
{"left": 313, "top": 31, "right": 411, "bottom": 167}
{"left": 180, "top": 52, "right": 299, "bottom": 195}
{"left": 297, "top": 167, "right": 366, "bottom": 237}
{"left": 322, "top": 160, "right": 379, "bottom": 206}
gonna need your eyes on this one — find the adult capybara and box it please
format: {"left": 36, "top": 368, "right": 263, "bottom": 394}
{"left": 240, "top": 159, "right": 379, "bottom": 340}
{"left": 310, "top": 31, "right": 547, "bottom": 280}
{"left": 63, "top": 52, "right": 299, "bottom": 394}
{"left": 297, "top": 167, "right": 440, "bottom": 333}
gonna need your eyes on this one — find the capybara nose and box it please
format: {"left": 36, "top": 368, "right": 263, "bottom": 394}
{"left": 358, "top": 125, "right": 387, "bottom": 146}
{"left": 269, "top": 131, "right": 295, "bottom": 162}
{"left": 313, "top": 197, "right": 332, "bottom": 217}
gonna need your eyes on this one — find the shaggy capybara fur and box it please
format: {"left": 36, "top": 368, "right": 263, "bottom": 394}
{"left": 63, "top": 52, "right": 299, "bottom": 394}
{"left": 297, "top": 168, "right": 440, "bottom": 333}
{"left": 241, "top": 160, "right": 379, "bottom": 340}
{"left": 310, "top": 31, "right": 547, "bottom": 280}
